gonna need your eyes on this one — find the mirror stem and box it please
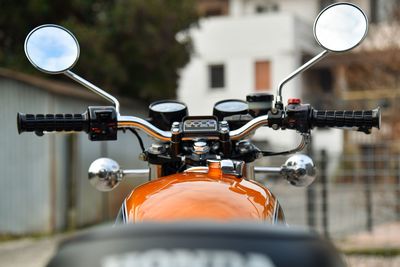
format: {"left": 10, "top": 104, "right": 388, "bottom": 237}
{"left": 254, "top": 167, "right": 281, "bottom": 174}
{"left": 275, "top": 50, "right": 329, "bottom": 107}
{"left": 64, "top": 70, "right": 120, "bottom": 114}
{"left": 122, "top": 169, "right": 150, "bottom": 178}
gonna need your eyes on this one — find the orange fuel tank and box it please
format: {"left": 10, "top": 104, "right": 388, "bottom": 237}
{"left": 125, "top": 165, "right": 279, "bottom": 223}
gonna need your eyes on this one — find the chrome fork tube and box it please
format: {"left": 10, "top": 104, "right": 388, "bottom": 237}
{"left": 149, "top": 164, "right": 163, "bottom": 180}
{"left": 245, "top": 162, "right": 255, "bottom": 180}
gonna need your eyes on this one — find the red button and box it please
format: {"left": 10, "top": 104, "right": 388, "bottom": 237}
{"left": 288, "top": 98, "right": 301, "bottom": 104}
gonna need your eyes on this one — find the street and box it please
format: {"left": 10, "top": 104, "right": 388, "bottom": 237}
{"left": 0, "top": 235, "right": 60, "bottom": 267}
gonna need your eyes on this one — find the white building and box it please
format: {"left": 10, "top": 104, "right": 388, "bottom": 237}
{"left": 178, "top": 0, "right": 384, "bottom": 157}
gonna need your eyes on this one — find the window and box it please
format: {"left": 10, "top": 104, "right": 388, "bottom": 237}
{"left": 370, "top": 0, "right": 378, "bottom": 23}
{"left": 318, "top": 68, "right": 333, "bottom": 93}
{"left": 369, "top": 0, "right": 400, "bottom": 23}
{"left": 209, "top": 64, "right": 225, "bottom": 89}
{"left": 255, "top": 3, "right": 279, "bottom": 13}
{"left": 319, "top": 0, "right": 334, "bottom": 10}
{"left": 205, "top": 8, "right": 223, "bottom": 17}
{"left": 197, "top": 0, "right": 229, "bottom": 17}
{"left": 256, "top": 5, "right": 266, "bottom": 13}
{"left": 255, "top": 61, "right": 271, "bottom": 91}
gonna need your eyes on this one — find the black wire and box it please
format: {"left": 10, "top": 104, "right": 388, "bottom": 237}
{"left": 127, "top": 128, "right": 145, "bottom": 153}
{"left": 261, "top": 135, "right": 307, "bottom": 156}
{"left": 261, "top": 150, "right": 294, "bottom": 157}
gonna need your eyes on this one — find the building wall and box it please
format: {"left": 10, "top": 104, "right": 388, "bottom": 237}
{"left": 0, "top": 76, "right": 148, "bottom": 234}
{"left": 0, "top": 78, "right": 53, "bottom": 233}
{"left": 178, "top": 13, "right": 314, "bottom": 148}
{"left": 179, "top": 0, "right": 354, "bottom": 170}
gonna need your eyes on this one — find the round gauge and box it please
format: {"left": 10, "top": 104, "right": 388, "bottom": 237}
{"left": 213, "top": 99, "right": 249, "bottom": 121}
{"left": 246, "top": 92, "right": 274, "bottom": 117}
{"left": 150, "top": 102, "right": 187, "bottom": 113}
{"left": 149, "top": 100, "right": 188, "bottom": 130}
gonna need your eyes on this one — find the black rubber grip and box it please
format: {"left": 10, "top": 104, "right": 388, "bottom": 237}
{"left": 311, "top": 108, "right": 380, "bottom": 130}
{"left": 17, "top": 112, "right": 89, "bottom": 134}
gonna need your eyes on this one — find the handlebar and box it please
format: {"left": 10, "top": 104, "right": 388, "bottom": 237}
{"left": 17, "top": 105, "right": 381, "bottom": 141}
{"left": 118, "top": 115, "right": 172, "bottom": 141}
{"left": 283, "top": 103, "right": 380, "bottom": 134}
{"left": 17, "top": 106, "right": 118, "bottom": 140}
{"left": 229, "top": 115, "right": 268, "bottom": 140}
{"left": 18, "top": 113, "right": 89, "bottom": 134}
{"left": 311, "top": 108, "right": 380, "bottom": 133}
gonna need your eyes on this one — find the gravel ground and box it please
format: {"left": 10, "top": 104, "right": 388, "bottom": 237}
{"left": 336, "top": 222, "right": 400, "bottom": 250}
{"left": 337, "top": 221, "right": 400, "bottom": 267}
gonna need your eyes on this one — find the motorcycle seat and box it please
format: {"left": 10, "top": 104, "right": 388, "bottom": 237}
{"left": 47, "top": 221, "right": 345, "bottom": 267}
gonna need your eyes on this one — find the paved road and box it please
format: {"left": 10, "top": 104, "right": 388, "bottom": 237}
{"left": 0, "top": 236, "right": 60, "bottom": 267}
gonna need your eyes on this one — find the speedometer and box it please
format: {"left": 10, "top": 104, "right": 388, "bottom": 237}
{"left": 149, "top": 100, "right": 188, "bottom": 130}
{"left": 150, "top": 102, "right": 187, "bottom": 113}
{"left": 213, "top": 99, "right": 249, "bottom": 121}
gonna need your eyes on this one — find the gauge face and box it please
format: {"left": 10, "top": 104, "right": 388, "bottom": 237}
{"left": 150, "top": 102, "right": 186, "bottom": 113}
{"left": 213, "top": 99, "right": 249, "bottom": 121}
{"left": 214, "top": 100, "right": 248, "bottom": 112}
{"left": 149, "top": 100, "right": 188, "bottom": 131}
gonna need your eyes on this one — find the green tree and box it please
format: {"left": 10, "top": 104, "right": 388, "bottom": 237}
{"left": 0, "top": 0, "right": 198, "bottom": 101}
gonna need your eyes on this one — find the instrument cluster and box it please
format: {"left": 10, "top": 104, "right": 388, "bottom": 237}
{"left": 148, "top": 93, "right": 274, "bottom": 131}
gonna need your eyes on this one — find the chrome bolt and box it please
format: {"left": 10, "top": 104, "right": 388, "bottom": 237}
{"left": 193, "top": 141, "right": 209, "bottom": 154}
{"left": 220, "top": 121, "right": 229, "bottom": 127}
{"left": 149, "top": 143, "right": 166, "bottom": 154}
{"left": 138, "top": 153, "right": 147, "bottom": 161}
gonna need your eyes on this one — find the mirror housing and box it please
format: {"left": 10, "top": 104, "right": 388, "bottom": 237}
{"left": 281, "top": 154, "right": 316, "bottom": 187}
{"left": 314, "top": 2, "right": 368, "bottom": 52}
{"left": 88, "top": 158, "right": 122, "bottom": 192}
{"left": 24, "top": 24, "right": 80, "bottom": 74}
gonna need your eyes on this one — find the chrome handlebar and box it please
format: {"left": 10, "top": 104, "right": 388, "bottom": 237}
{"left": 118, "top": 115, "right": 172, "bottom": 141}
{"left": 117, "top": 114, "right": 269, "bottom": 142}
{"left": 229, "top": 115, "right": 268, "bottom": 140}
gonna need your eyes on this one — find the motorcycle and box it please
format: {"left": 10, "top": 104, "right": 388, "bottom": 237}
{"left": 18, "top": 2, "right": 380, "bottom": 267}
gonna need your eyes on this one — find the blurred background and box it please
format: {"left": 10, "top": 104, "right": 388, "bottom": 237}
{"left": 0, "top": 0, "right": 399, "bottom": 266}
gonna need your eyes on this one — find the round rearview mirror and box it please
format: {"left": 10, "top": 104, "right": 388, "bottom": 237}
{"left": 314, "top": 3, "right": 368, "bottom": 52}
{"left": 282, "top": 154, "right": 316, "bottom": 187}
{"left": 88, "top": 158, "right": 122, "bottom": 192}
{"left": 24, "top": 24, "right": 80, "bottom": 74}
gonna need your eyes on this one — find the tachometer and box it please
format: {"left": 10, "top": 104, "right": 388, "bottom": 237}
{"left": 213, "top": 99, "right": 249, "bottom": 121}
{"left": 149, "top": 100, "right": 188, "bottom": 130}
